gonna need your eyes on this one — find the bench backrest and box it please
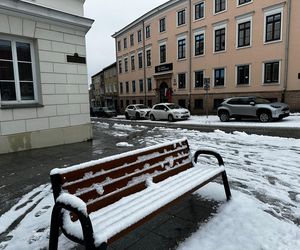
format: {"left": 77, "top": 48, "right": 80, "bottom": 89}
{"left": 50, "top": 138, "right": 192, "bottom": 215}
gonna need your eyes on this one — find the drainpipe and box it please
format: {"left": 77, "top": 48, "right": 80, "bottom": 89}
{"left": 283, "top": 0, "right": 291, "bottom": 102}
{"left": 188, "top": 0, "right": 192, "bottom": 110}
{"left": 142, "top": 20, "right": 147, "bottom": 104}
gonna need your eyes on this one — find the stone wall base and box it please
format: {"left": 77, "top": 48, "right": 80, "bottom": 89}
{"left": 0, "top": 123, "right": 93, "bottom": 155}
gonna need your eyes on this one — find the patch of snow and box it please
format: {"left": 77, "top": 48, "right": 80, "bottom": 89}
{"left": 56, "top": 193, "right": 87, "bottom": 216}
{"left": 116, "top": 142, "right": 134, "bottom": 147}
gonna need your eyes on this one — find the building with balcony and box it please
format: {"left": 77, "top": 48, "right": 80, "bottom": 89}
{"left": 112, "top": 0, "right": 299, "bottom": 114}
{"left": 0, "top": 0, "right": 93, "bottom": 154}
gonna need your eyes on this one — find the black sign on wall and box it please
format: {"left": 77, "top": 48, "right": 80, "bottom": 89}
{"left": 298, "top": 73, "right": 300, "bottom": 79}
{"left": 155, "top": 63, "right": 173, "bottom": 73}
{"left": 67, "top": 53, "right": 86, "bottom": 64}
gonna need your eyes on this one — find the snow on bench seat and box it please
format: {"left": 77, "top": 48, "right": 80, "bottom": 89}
{"left": 62, "top": 164, "right": 225, "bottom": 245}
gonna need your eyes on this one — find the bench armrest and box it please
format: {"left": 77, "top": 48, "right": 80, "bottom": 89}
{"left": 56, "top": 193, "right": 88, "bottom": 216}
{"left": 193, "top": 149, "right": 224, "bottom": 166}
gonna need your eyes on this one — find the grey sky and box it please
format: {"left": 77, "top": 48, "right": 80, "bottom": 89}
{"left": 84, "top": 0, "right": 168, "bottom": 83}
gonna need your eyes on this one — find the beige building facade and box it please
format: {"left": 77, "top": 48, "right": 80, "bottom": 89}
{"left": 113, "top": 0, "right": 300, "bottom": 114}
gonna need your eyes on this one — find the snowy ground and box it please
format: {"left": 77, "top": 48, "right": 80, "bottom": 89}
{"left": 113, "top": 113, "right": 300, "bottom": 128}
{"left": 0, "top": 122, "right": 300, "bottom": 249}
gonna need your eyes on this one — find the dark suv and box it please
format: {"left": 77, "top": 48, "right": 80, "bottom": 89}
{"left": 217, "top": 97, "right": 290, "bottom": 122}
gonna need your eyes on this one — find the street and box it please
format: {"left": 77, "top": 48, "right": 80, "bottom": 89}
{"left": 0, "top": 121, "right": 300, "bottom": 249}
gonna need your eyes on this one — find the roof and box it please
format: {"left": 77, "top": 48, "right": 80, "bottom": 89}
{"left": 111, "top": 0, "right": 183, "bottom": 38}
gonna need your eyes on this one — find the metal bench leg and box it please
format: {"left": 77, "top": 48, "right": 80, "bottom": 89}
{"left": 49, "top": 204, "right": 62, "bottom": 250}
{"left": 222, "top": 171, "right": 232, "bottom": 201}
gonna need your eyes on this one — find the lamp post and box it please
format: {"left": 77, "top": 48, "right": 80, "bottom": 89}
{"left": 203, "top": 78, "right": 210, "bottom": 119}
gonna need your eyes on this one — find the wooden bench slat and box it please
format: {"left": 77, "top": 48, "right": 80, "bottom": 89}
{"left": 63, "top": 147, "right": 189, "bottom": 194}
{"left": 76, "top": 153, "right": 190, "bottom": 203}
{"left": 60, "top": 140, "right": 189, "bottom": 184}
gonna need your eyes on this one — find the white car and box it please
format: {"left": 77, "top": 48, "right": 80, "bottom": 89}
{"left": 125, "top": 104, "right": 151, "bottom": 119}
{"left": 149, "top": 103, "right": 190, "bottom": 122}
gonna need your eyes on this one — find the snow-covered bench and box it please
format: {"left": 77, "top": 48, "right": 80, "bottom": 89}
{"left": 49, "top": 138, "right": 231, "bottom": 250}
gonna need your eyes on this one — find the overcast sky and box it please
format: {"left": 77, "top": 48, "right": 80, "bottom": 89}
{"left": 84, "top": 0, "right": 169, "bottom": 83}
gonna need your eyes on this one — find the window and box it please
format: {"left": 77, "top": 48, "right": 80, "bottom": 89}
{"left": 178, "top": 73, "right": 186, "bottom": 89}
{"left": 213, "top": 99, "right": 223, "bottom": 110}
{"left": 238, "top": 0, "right": 252, "bottom": 6}
{"left": 147, "top": 78, "right": 152, "bottom": 91}
{"left": 265, "top": 13, "right": 281, "bottom": 42}
{"left": 178, "top": 38, "right": 186, "bottom": 59}
{"left": 195, "top": 33, "right": 204, "bottom": 56}
{"left": 123, "top": 37, "right": 127, "bottom": 49}
{"left": 119, "top": 82, "right": 123, "bottom": 94}
{"left": 124, "top": 58, "right": 128, "bottom": 72}
{"left": 132, "top": 100, "right": 136, "bottom": 104}
{"left": 118, "top": 60, "right": 122, "bottom": 74}
{"left": 138, "top": 30, "right": 142, "bottom": 43}
{"left": 117, "top": 41, "right": 121, "bottom": 51}
{"left": 131, "top": 55, "right": 135, "bottom": 71}
{"left": 238, "top": 21, "right": 251, "bottom": 47}
{"left": 237, "top": 65, "right": 250, "bottom": 85}
{"left": 159, "top": 18, "right": 166, "bottom": 32}
{"left": 138, "top": 52, "right": 143, "bottom": 68}
{"left": 130, "top": 34, "right": 134, "bottom": 46}
{"left": 194, "top": 99, "right": 203, "bottom": 109}
{"left": 177, "top": 10, "right": 186, "bottom": 26}
{"left": 178, "top": 99, "right": 186, "bottom": 108}
{"left": 132, "top": 80, "right": 136, "bottom": 93}
{"left": 264, "top": 61, "right": 279, "bottom": 84}
{"left": 0, "top": 38, "right": 37, "bottom": 103}
{"left": 145, "top": 25, "right": 151, "bottom": 39}
{"left": 160, "top": 44, "right": 166, "bottom": 63}
{"left": 214, "top": 0, "right": 226, "bottom": 13}
{"left": 146, "top": 49, "right": 151, "bottom": 67}
{"left": 214, "top": 27, "right": 226, "bottom": 52}
{"left": 139, "top": 79, "right": 144, "bottom": 93}
{"left": 148, "top": 100, "right": 152, "bottom": 108}
{"left": 214, "top": 68, "right": 225, "bottom": 86}
{"left": 195, "top": 71, "right": 204, "bottom": 88}
{"left": 125, "top": 81, "right": 129, "bottom": 93}
{"left": 139, "top": 100, "right": 144, "bottom": 104}
{"left": 195, "top": 2, "right": 204, "bottom": 20}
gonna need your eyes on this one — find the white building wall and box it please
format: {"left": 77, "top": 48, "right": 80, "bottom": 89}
{"left": 0, "top": 3, "right": 92, "bottom": 153}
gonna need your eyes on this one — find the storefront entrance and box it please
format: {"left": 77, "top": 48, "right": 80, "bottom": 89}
{"left": 159, "top": 82, "right": 169, "bottom": 103}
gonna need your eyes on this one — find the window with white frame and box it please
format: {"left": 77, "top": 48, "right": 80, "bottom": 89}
{"left": 195, "top": 2, "right": 205, "bottom": 20}
{"left": 124, "top": 58, "right": 128, "bottom": 72}
{"left": 178, "top": 38, "right": 186, "bottom": 59}
{"left": 139, "top": 79, "right": 144, "bottom": 93}
{"left": 214, "top": 23, "right": 227, "bottom": 52}
{"left": 138, "top": 52, "right": 143, "bottom": 69}
{"left": 214, "top": 68, "right": 225, "bottom": 86}
{"left": 194, "top": 31, "right": 205, "bottom": 56}
{"left": 130, "top": 34, "right": 134, "bottom": 46}
{"left": 137, "top": 30, "right": 142, "bottom": 43}
{"left": 123, "top": 37, "right": 127, "bottom": 49}
{"left": 195, "top": 70, "right": 204, "bottom": 88}
{"left": 264, "top": 61, "right": 280, "bottom": 84}
{"left": 118, "top": 60, "right": 122, "bottom": 74}
{"left": 145, "top": 25, "right": 151, "bottom": 39}
{"left": 147, "top": 78, "right": 152, "bottom": 91}
{"left": 236, "top": 15, "right": 252, "bottom": 48}
{"left": 178, "top": 73, "right": 186, "bottom": 89}
{"left": 177, "top": 9, "right": 186, "bottom": 26}
{"left": 214, "top": 0, "right": 227, "bottom": 14}
{"left": 236, "top": 65, "right": 250, "bottom": 85}
{"left": 132, "top": 80, "right": 136, "bottom": 93}
{"left": 131, "top": 55, "right": 135, "bottom": 71}
{"left": 159, "top": 18, "right": 166, "bottom": 32}
{"left": 238, "top": 0, "right": 252, "bottom": 6}
{"left": 0, "top": 37, "right": 38, "bottom": 103}
{"left": 146, "top": 49, "right": 151, "bottom": 67}
{"left": 264, "top": 8, "right": 282, "bottom": 43}
{"left": 159, "top": 43, "right": 166, "bottom": 63}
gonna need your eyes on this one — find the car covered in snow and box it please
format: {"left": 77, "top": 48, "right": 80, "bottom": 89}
{"left": 125, "top": 104, "right": 151, "bottom": 119}
{"left": 217, "top": 96, "right": 290, "bottom": 122}
{"left": 149, "top": 103, "right": 190, "bottom": 122}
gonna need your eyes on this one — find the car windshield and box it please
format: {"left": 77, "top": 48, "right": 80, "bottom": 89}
{"left": 167, "top": 104, "right": 181, "bottom": 109}
{"left": 255, "top": 98, "right": 270, "bottom": 104}
{"left": 136, "top": 105, "right": 149, "bottom": 109}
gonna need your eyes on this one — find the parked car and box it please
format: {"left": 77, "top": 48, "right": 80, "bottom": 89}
{"left": 125, "top": 104, "right": 151, "bottom": 119}
{"left": 149, "top": 103, "right": 190, "bottom": 122}
{"left": 90, "top": 107, "right": 117, "bottom": 118}
{"left": 217, "top": 96, "right": 290, "bottom": 122}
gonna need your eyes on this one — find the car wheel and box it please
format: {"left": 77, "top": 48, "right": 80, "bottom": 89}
{"left": 125, "top": 113, "right": 130, "bottom": 120}
{"left": 135, "top": 112, "right": 140, "bottom": 120}
{"left": 219, "top": 111, "right": 229, "bottom": 122}
{"left": 168, "top": 114, "right": 174, "bottom": 122}
{"left": 150, "top": 114, "right": 155, "bottom": 121}
{"left": 258, "top": 112, "right": 271, "bottom": 123}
